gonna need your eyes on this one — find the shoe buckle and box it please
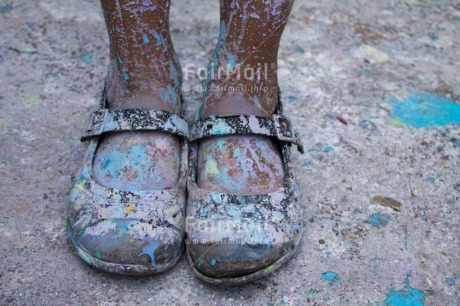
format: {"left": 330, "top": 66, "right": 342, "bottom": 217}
{"left": 272, "top": 114, "right": 305, "bottom": 154}
{"left": 82, "top": 109, "right": 108, "bottom": 140}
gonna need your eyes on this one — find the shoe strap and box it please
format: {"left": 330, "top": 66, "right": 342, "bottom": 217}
{"left": 190, "top": 114, "right": 304, "bottom": 153}
{"left": 81, "top": 108, "right": 189, "bottom": 141}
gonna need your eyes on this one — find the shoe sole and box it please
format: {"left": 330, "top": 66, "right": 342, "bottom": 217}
{"left": 67, "top": 225, "right": 182, "bottom": 275}
{"left": 186, "top": 223, "right": 303, "bottom": 285}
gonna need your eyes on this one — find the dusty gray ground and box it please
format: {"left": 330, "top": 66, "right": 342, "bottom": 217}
{"left": 1, "top": 0, "right": 459, "bottom": 305}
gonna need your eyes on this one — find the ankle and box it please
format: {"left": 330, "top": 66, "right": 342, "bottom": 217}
{"left": 105, "top": 59, "right": 182, "bottom": 112}
{"left": 203, "top": 87, "right": 278, "bottom": 117}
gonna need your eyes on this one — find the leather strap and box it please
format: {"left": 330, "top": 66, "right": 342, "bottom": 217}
{"left": 190, "top": 114, "right": 304, "bottom": 153}
{"left": 81, "top": 108, "right": 189, "bottom": 141}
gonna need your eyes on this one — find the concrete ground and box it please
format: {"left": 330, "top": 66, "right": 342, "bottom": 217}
{"left": 1, "top": 0, "right": 459, "bottom": 305}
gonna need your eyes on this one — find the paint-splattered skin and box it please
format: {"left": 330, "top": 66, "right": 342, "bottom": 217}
{"left": 198, "top": 0, "right": 296, "bottom": 195}
{"left": 95, "top": 0, "right": 183, "bottom": 191}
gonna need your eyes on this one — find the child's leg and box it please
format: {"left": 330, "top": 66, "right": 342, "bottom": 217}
{"left": 93, "top": 0, "right": 182, "bottom": 191}
{"left": 198, "top": 0, "right": 295, "bottom": 195}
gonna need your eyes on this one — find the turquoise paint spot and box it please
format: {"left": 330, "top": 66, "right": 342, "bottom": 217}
{"left": 445, "top": 278, "right": 455, "bottom": 286}
{"left": 26, "top": 22, "right": 35, "bottom": 27}
{"left": 138, "top": 241, "right": 160, "bottom": 267}
{"left": 169, "top": 61, "right": 180, "bottom": 89}
{"left": 280, "top": 300, "right": 286, "bottom": 305}
{"left": 426, "top": 177, "right": 435, "bottom": 183}
{"left": 303, "top": 161, "right": 312, "bottom": 167}
{"left": 160, "top": 85, "right": 178, "bottom": 108}
{"left": 0, "top": 5, "right": 12, "bottom": 13}
{"left": 211, "top": 258, "right": 216, "bottom": 266}
{"left": 146, "top": 54, "right": 150, "bottom": 59}
{"left": 225, "top": 52, "right": 238, "bottom": 68}
{"left": 153, "top": 31, "right": 168, "bottom": 51}
{"left": 321, "top": 271, "right": 339, "bottom": 285}
{"left": 453, "top": 140, "right": 460, "bottom": 148}
{"left": 117, "top": 55, "right": 123, "bottom": 64}
{"left": 431, "top": 34, "right": 438, "bottom": 41}
{"left": 326, "top": 251, "right": 331, "bottom": 258}
{"left": 124, "top": 74, "right": 130, "bottom": 81}
{"left": 199, "top": 211, "right": 208, "bottom": 217}
{"left": 288, "top": 95, "right": 297, "bottom": 102}
{"left": 308, "top": 148, "right": 318, "bottom": 152}
{"left": 142, "top": 34, "right": 150, "bottom": 44}
{"left": 294, "top": 46, "right": 305, "bottom": 54}
{"left": 323, "top": 146, "right": 334, "bottom": 152}
{"left": 387, "top": 92, "right": 460, "bottom": 128}
{"left": 212, "top": 120, "right": 232, "bottom": 135}
{"left": 79, "top": 53, "right": 93, "bottom": 63}
{"left": 384, "top": 273, "right": 425, "bottom": 306}
{"left": 366, "top": 213, "right": 390, "bottom": 229}
{"left": 262, "top": 33, "right": 267, "bottom": 37}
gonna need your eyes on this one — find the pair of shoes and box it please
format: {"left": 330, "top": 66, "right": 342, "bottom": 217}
{"left": 67, "top": 86, "right": 304, "bottom": 283}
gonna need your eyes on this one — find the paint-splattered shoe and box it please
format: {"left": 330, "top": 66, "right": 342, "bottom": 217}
{"left": 67, "top": 88, "right": 188, "bottom": 275}
{"left": 186, "top": 91, "right": 304, "bottom": 284}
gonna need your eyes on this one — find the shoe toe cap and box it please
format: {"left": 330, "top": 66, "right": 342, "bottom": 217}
{"left": 69, "top": 218, "right": 183, "bottom": 268}
{"left": 187, "top": 221, "right": 296, "bottom": 279}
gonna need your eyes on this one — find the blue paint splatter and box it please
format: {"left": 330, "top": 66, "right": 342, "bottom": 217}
{"left": 160, "top": 85, "right": 178, "bottom": 108}
{"left": 153, "top": 31, "right": 168, "bottom": 52}
{"left": 321, "top": 271, "right": 340, "bottom": 285}
{"left": 326, "top": 251, "right": 331, "bottom": 258}
{"left": 124, "top": 74, "right": 130, "bottom": 81}
{"left": 452, "top": 140, "right": 460, "bottom": 148}
{"left": 280, "top": 300, "right": 286, "bottom": 305}
{"left": 387, "top": 92, "right": 460, "bottom": 128}
{"left": 25, "top": 22, "right": 35, "bottom": 28}
{"left": 211, "top": 258, "right": 216, "bottom": 266}
{"left": 0, "top": 5, "right": 12, "bottom": 14}
{"left": 445, "top": 278, "right": 455, "bottom": 286}
{"left": 288, "top": 95, "right": 297, "bottom": 102}
{"left": 79, "top": 53, "right": 93, "bottom": 63}
{"left": 303, "top": 161, "right": 312, "bottom": 167}
{"left": 142, "top": 34, "right": 150, "bottom": 44}
{"left": 138, "top": 241, "right": 160, "bottom": 267}
{"left": 366, "top": 213, "right": 390, "bottom": 229}
{"left": 323, "top": 146, "right": 334, "bottom": 152}
{"left": 426, "top": 177, "right": 435, "bottom": 183}
{"left": 225, "top": 52, "right": 238, "bottom": 68}
{"left": 294, "top": 46, "right": 305, "bottom": 54}
{"left": 384, "top": 273, "right": 425, "bottom": 306}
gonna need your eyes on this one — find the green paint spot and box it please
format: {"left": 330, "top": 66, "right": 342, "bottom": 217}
{"left": 205, "top": 159, "right": 220, "bottom": 175}
{"left": 60, "top": 219, "right": 67, "bottom": 228}
{"left": 24, "top": 96, "right": 40, "bottom": 107}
